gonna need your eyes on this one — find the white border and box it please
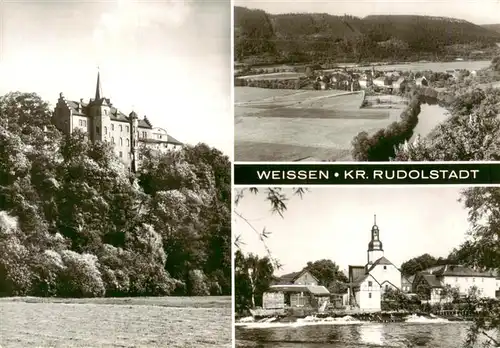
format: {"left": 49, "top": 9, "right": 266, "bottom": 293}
{"left": 233, "top": 160, "right": 500, "bottom": 165}
{"left": 230, "top": 0, "right": 236, "bottom": 347}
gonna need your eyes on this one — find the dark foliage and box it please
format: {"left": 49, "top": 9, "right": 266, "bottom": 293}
{"left": 0, "top": 92, "right": 231, "bottom": 298}
{"left": 235, "top": 7, "right": 500, "bottom": 65}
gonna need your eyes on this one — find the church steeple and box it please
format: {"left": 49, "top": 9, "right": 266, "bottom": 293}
{"left": 367, "top": 214, "right": 384, "bottom": 265}
{"left": 95, "top": 69, "right": 103, "bottom": 101}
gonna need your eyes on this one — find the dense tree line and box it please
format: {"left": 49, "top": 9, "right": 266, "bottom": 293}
{"left": 234, "top": 77, "right": 305, "bottom": 90}
{"left": 351, "top": 92, "right": 422, "bottom": 161}
{"left": 0, "top": 92, "right": 231, "bottom": 298}
{"left": 234, "top": 7, "right": 500, "bottom": 65}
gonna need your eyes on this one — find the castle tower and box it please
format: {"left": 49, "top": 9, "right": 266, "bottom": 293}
{"left": 88, "top": 70, "right": 111, "bottom": 142}
{"left": 367, "top": 214, "right": 384, "bottom": 265}
{"left": 129, "top": 111, "right": 139, "bottom": 172}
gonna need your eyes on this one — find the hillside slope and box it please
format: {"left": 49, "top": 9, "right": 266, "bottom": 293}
{"left": 483, "top": 24, "right": 500, "bottom": 34}
{"left": 235, "top": 7, "right": 500, "bottom": 64}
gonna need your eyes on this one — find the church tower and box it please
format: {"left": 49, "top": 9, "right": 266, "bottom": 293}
{"left": 367, "top": 214, "right": 384, "bottom": 265}
{"left": 88, "top": 70, "right": 111, "bottom": 142}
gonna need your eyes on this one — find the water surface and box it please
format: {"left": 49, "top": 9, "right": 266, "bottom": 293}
{"left": 236, "top": 321, "right": 480, "bottom": 348}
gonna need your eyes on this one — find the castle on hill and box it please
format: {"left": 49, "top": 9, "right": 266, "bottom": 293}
{"left": 52, "top": 72, "right": 183, "bottom": 173}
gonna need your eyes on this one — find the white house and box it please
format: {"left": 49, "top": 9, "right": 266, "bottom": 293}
{"left": 414, "top": 265, "right": 497, "bottom": 303}
{"left": 349, "top": 273, "right": 381, "bottom": 311}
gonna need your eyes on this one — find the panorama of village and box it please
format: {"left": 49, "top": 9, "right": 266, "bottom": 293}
{"left": 234, "top": 6, "right": 500, "bottom": 162}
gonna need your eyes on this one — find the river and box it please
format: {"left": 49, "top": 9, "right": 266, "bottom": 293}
{"left": 235, "top": 316, "right": 495, "bottom": 348}
{"left": 410, "top": 104, "right": 450, "bottom": 142}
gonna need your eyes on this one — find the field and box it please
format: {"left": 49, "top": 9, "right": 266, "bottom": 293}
{"left": 238, "top": 72, "right": 305, "bottom": 80}
{"left": 0, "top": 296, "right": 231, "bottom": 348}
{"left": 235, "top": 87, "right": 402, "bottom": 161}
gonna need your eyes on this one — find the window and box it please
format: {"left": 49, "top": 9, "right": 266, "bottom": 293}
{"left": 111, "top": 137, "right": 115, "bottom": 144}
{"left": 126, "top": 138, "right": 130, "bottom": 147}
{"left": 126, "top": 126, "right": 129, "bottom": 132}
{"left": 104, "top": 126, "right": 107, "bottom": 134}
{"left": 79, "top": 120, "right": 82, "bottom": 126}
{"left": 119, "top": 151, "right": 122, "bottom": 158}
{"left": 120, "top": 125, "right": 123, "bottom": 132}
{"left": 383, "top": 266, "right": 387, "bottom": 270}
{"left": 96, "top": 126, "right": 100, "bottom": 134}
{"left": 104, "top": 109, "right": 108, "bottom": 115}
{"left": 368, "top": 281, "right": 373, "bottom": 287}
{"left": 119, "top": 138, "right": 123, "bottom": 146}
{"left": 83, "top": 120, "right": 87, "bottom": 127}
{"left": 368, "top": 293, "right": 372, "bottom": 299}
{"left": 111, "top": 124, "right": 114, "bottom": 131}
{"left": 142, "top": 131, "right": 147, "bottom": 138}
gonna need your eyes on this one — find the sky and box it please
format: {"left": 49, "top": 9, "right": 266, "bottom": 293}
{"left": 235, "top": 0, "right": 500, "bottom": 25}
{"left": 0, "top": 0, "right": 232, "bottom": 156}
{"left": 233, "top": 187, "right": 472, "bottom": 276}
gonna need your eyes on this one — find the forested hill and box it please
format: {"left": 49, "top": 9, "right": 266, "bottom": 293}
{"left": 483, "top": 24, "right": 500, "bottom": 34}
{"left": 0, "top": 92, "right": 231, "bottom": 298}
{"left": 235, "top": 7, "right": 500, "bottom": 64}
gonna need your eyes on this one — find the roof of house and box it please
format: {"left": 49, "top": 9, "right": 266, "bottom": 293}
{"left": 140, "top": 135, "right": 183, "bottom": 146}
{"left": 366, "top": 256, "right": 394, "bottom": 273}
{"left": 402, "top": 275, "right": 415, "bottom": 284}
{"left": 349, "top": 273, "right": 380, "bottom": 288}
{"left": 434, "top": 265, "right": 496, "bottom": 278}
{"left": 267, "top": 284, "right": 330, "bottom": 296}
{"left": 274, "top": 269, "right": 319, "bottom": 285}
{"left": 65, "top": 99, "right": 153, "bottom": 129}
{"left": 418, "top": 274, "right": 443, "bottom": 288}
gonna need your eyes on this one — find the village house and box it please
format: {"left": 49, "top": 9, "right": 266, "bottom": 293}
{"left": 262, "top": 270, "right": 331, "bottom": 311}
{"left": 401, "top": 275, "right": 415, "bottom": 293}
{"left": 393, "top": 77, "right": 409, "bottom": 93}
{"left": 413, "top": 265, "right": 498, "bottom": 304}
{"left": 52, "top": 72, "right": 183, "bottom": 173}
{"left": 372, "top": 76, "right": 393, "bottom": 91}
{"left": 415, "top": 76, "right": 429, "bottom": 87}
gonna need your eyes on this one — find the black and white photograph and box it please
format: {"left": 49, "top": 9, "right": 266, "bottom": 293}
{"left": 0, "top": 1, "right": 231, "bottom": 347}
{"left": 234, "top": 0, "right": 500, "bottom": 162}
{"left": 234, "top": 187, "right": 500, "bottom": 347}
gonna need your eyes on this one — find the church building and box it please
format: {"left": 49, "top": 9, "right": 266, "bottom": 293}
{"left": 347, "top": 216, "right": 404, "bottom": 311}
{"left": 52, "top": 72, "right": 183, "bottom": 173}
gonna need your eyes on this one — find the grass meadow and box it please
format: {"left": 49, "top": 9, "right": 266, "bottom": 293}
{"left": 0, "top": 296, "right": 231, "bottom": 348}
{"left": 234, "top": 87, "right": 402, "bottom": 161}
